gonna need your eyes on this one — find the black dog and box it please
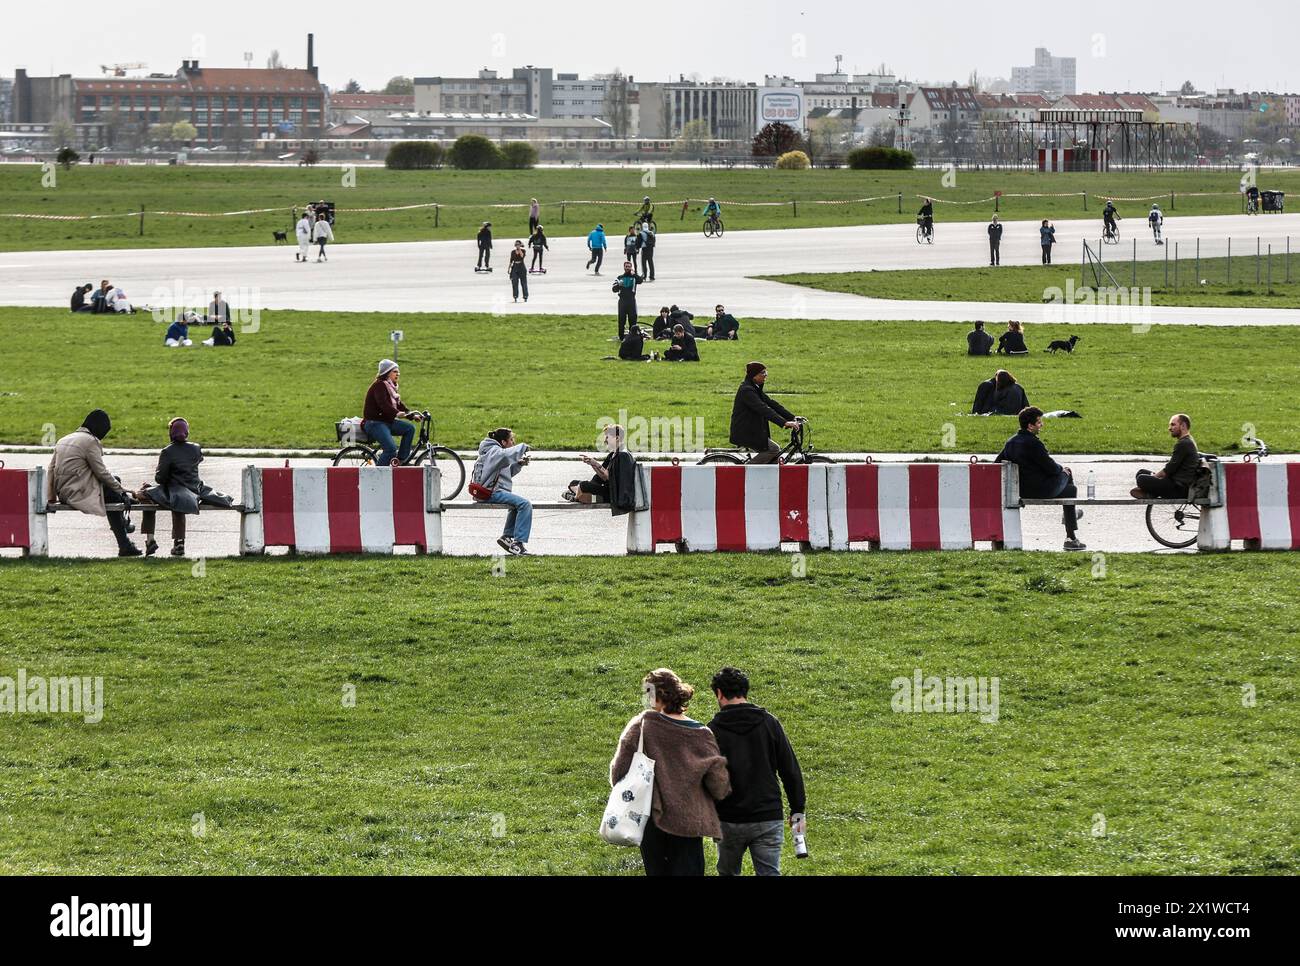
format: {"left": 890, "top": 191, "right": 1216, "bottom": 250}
{"left": 1046, "top": 335, "right": 1080, "bottom": 354}
{"left": 272, "top": 230, "right": 288, "bottom": 243}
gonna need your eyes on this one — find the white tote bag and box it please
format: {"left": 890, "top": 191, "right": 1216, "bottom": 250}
{"left": 600, "top": 714, "right": 656, "bottom": 846}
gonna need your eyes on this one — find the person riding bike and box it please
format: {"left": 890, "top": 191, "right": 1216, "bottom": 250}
{"left": 363, "top": 359, "right": 422, "bottom": 466}
{"left": 635, "top": 196, "right": 655, "bottom": 227}
{"left": 703, "top": 197, "right": 722, "bottom": 225}
{"left": 1102, "top": 200, "right": 1120, "bottom": 236}
{"left": 1245, "top": 184, "right": 1261, "bottom": 214}
{"left": 917, "top": 199, "right": 934, "bottom": 237}
{"left": 1148, "top": 204, "right": 1164, "bottom": 245}
{"left": 730, "top": 362, "right": 801, "bottom": 465}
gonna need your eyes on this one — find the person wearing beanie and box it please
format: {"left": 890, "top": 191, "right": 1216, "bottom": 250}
{"left": 730, "top": 363, "right": 800, "bottom": 464}
{"left": 47, "top": 409, "right": 141, "bottom": 556}
{"left": 476, "top": 222, "right": 493, "bottom": 271}
{"left": 70, "top": 282, "right": 94, "bottom": 312}
{"left": 137, "top": 417, "right": 232, "bottom": 557}
{"left": 362, "top": 360, "right": 421, "bottom": 466}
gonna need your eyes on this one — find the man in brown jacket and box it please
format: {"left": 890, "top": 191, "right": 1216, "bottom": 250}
{"left": 47, "top": 409, "right": 141, "bottom": 556}
{"left": 610, "top": 668, "right": 731, "bottom": 876}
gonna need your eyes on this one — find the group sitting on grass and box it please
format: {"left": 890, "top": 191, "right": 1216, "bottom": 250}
{"left": 71, "top": 279, "right": 138, "bottom": 314}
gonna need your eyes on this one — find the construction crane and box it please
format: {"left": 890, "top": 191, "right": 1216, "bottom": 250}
{"left": 100, "top": 63, "right": 148, "bottom": 77}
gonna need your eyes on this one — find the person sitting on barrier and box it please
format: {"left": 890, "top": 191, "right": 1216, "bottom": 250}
{"left": 705, "top": 304, "right": 740, "bottom": 341}
{"left": 731, "top": 362, "right": 800, "bottom": 464}
{"left": 47, "top": 409, "right": 141, "bottom": 557}
{"left": 563, "top": 424, "right": 638, "bottom": 512}
{"left": 71, "top": 282, "right": 94, "bottom": 313}
{"left": 472, "top": 427, "right": 532, "bottom": 555}
{"left": 996, "top": 320, "right": 1028, "bottom": 355}
{"left": 363, "top": 359, "right": 422, "bottom": 466}
{"left": 652, "top": 306, "right": 675, "bottom": 341}
{"left": 967, "top": 320, "right": 994, "bottom": 356}
{"left": 134, "top": 417, "right": 233, "bottom": 558}
{"left": 972, "top": 369, "right": 1029, "bottom": 416}
{"left": 997, "top": 406, "right": 1086, "bottom": 551}
{"left": 664, "top": 324, "right": 699, "bottom": 362}
{"left": 619, "top": 325, "right": 653, "bottom": 361}
{"left": 1131, "top": 413, "right": 1199, "bottom": 500}
{"left": 164, "top": 312, "right": 195, "bottom": 347}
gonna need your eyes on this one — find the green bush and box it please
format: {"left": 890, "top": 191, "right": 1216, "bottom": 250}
{"left": 847, "top": 146, "right": 916, "bottom": 170}
{"left": 775, "top": 150, "right": 811, "bottom": 170}
{"left": 56, "top": 147, "right": 80, "bottom": 169}
{"left": 448, "top": 135, "right": 504, "bottom": 170}
{"left": 384, "top": 141, "right": 444, "bottom": 170}
{"left": 500, "top": 141, "right": 539, "bottom": 169}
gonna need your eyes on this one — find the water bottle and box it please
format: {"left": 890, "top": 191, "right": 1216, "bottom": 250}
{"left": 793, "top": 831, "right": 809, "bottom": 859}
{"left": 1086, "top": 470, "right": 1096, "bottom": 501}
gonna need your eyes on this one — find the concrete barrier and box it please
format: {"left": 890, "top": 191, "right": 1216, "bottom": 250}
{"left": 828, "top": 462, "right": 1021, "bottom": 550}
{"left": 627, "top": 463, "right": 831, "bottom": 553}
{"left": 0, "top": 466, "right": 48, "bottom": 557}
{"left": 1199, "top": 461, "right": 1300, "bottom": 550}
{"left": 240, "top": 465, "right": 442, "bottom": 555}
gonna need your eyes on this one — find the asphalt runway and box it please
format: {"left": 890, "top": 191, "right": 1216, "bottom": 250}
{"left": 1, "top": 451, "right": 1199, "bottom": 559}
{"left": 4, "top": 212, "right": 1300, "bottom": 325}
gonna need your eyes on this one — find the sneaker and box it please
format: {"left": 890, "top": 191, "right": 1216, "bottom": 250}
{"left": 144, "top": 538, "right": 159, "bottom": 557}
{"left": 510, "top": 541, "right": 528, "bottom": 555}
{"left": 170, "top": 541, "right": 185, "bottom": 557}
{"left": 1130, "top": 487, "right": 1145, "bottom": 498}
{"left": 496, "top": 536, "right": 516, "bottom": 554}
{"left": 561, "top": 490, "right": 577, "bottom": 503}
{"left": 1063, "top": 538, "right": 1087, "bottom": 551}
{"left": 118, "top": 543, "right": 143, "bottom": 557}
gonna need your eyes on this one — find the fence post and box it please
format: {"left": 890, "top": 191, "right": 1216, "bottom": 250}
{"left": 1196, "top": 237, "right": 1200, "bottom": 284}
{"left": 561, "top": 203, "right": 565, "bottom": 224}
{"left": 1170, "top": 190, "right": 1175, "bottom": 211}
{"left": 1227, "top": 237, "right": 1231, "bottom": 284}
{"left": 897, "top": 192, "right": 902, "bottom": 214}
{"left": 1164, "top": 235, "right": 1169, "bottom": 287}
{"left": 1257, "top": 236, "right": 1261, "bottom": 285}
{"left": 1083, "top": 191, "right": 1087, "bottom": 211}
{"left": 1268, "top": 244, "right": 1272, "bottom": 293}
{"left": 139, "top": 203, "right": 145, "bottom": 237}
{"left": 792, "top": 200, "right": 797, "bottom": 218}
{"left": 1174, "top": 241, "right": 1179, "bottom": 288}
{"left": 1132, "top": 238, "right": 1137, "bottom": 289}
{"left": 1288, "top": 236, "right": 1292, "bottom": 284}
{"left": 434, "top": 204, "right": 439, "bottom": 228}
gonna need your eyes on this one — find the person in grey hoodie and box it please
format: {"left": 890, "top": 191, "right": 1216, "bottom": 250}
{"left": 472, "top": 427, "right": 532, "bottom": 554}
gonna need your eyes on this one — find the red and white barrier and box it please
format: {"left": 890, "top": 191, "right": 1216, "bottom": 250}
{"left": 0, "top": 467, "right": 48, "bottom": 556}
{"left": 827, "top": 463, "right": 1021, "bottom": 550}
{"left": 627, "top": 463, "right": 830, "bottom": 553}
{"left": 240, "top": 465, "right": 442, "bottom": 555}
{"left": 1199, "top": 462, "right": 1300, "bottom": 550}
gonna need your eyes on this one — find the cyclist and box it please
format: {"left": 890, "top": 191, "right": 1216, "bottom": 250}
{"left": 1102, "top": 200, "right": 1120, "bottom": 239}
{"left": 1245, "top": 184, "right": 1260, "bottom": 214}
{"left": 730, "top": 362, "right": 801, "bottom": 465}
{"left": 917, "top": 199, "right": 934, "bottom": 239}
{"left": 635, "top": 196, "right": 655, "bottom": 227}
{"left": 1148, "top": 204, "right": 1164, "bottom": 245}
{"left": 363, "top": 359, "right": 422, "bottom": 466}
{"left": 703, "top": 197, "right": 722, "bottom": 228}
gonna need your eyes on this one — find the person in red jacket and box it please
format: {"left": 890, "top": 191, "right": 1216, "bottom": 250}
{"left": 362, "top": 359, "right": 421, "bottom": 466}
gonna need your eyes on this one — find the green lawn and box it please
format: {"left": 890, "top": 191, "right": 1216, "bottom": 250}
{"left": 2, "top": 306, "right": 1299, "bottom": 454}
{"left": 2, "top": 165, "right": 1291, "bottom": 251}
{"left": 1, "top": 554, "right": 1295, "bottom": 875}
{"left": 765, "top": 254, "right": 1300, "bottom": 310}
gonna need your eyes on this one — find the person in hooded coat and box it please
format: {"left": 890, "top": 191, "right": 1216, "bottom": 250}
{"left": 46, "top": 409, "right": 141, "bottom": 556}
{"left": 137, "top": 417, "right": 233, "bottom": 557}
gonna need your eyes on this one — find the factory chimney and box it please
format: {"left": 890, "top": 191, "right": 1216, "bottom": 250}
{"left": 307, "top": 33, "right": 315, "bottom": 75}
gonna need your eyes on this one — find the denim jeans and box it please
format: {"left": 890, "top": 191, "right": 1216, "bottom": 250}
{"left": 488, "top": 489, "right": 532, "bottom": 544}
{"left": 365, "top": 419, "right": 414, "bottom": 466}
{"left": 717, "top": 820, "right": 785, "bottom": 876}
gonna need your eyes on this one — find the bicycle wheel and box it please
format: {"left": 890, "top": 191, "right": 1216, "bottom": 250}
{"left": 698, "top": 452, "right": 746, "bottom": 465}
{"left": 797, "top": 453, "right": 836, "bottom": 464}
{"left": 1145, "top": 502, "right": 1200, "bottom": 549}
{"left": 334, "top": 445, "right": 377, "bottom": 467}
{"left": 420, "top": 446, "right": 466, "bottom": 502}
{"left": 714, "top": 219, "right": 724, "bottom": 237}
{"left": 702, "top": 221, "right": 715, "bottom": 238}
{"left": 916, "top": 225, "right": 924, "bottom": 244}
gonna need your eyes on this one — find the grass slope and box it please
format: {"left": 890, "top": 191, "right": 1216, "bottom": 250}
{"left": 2, "top": 307, "right": 1299, "bottom": 453}
{"left": 0, "top": 554, "right": 1296, "bottom": 875}
{"left": 2, "top": 166, "right": 1291, "bottom": 252}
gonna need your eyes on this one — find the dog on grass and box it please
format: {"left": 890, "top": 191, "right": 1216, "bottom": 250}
{"left": 1046, "top": 335, "right": 1080, "bottom": 354}
{"left": 272, "top": 230, "right": 288, "bottom": 243}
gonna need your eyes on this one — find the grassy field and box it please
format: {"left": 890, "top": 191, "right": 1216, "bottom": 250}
{"left": 765, "top": 254, "right": 1300, "bottom": 310}
{"left": 1, "top": 165, "right": 1291, "bottom": 252}
{"left": 2, "top": 306, "right": 1298, "bottom": 454}
{"left": 0, "top": 553, "right": 1295, "bottom": 875}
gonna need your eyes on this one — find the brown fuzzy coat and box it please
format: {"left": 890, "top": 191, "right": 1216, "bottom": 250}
{"left": 610, "top": 712, "right": 731, "bottom": 838}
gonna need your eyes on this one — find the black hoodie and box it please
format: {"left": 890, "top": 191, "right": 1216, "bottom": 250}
{"left": 708, "top": 703, "right": 805, "bottom": 823}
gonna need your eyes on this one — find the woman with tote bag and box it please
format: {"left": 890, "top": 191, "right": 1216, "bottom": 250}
{"left": 606, "top": 668, "right": 731, "bottom": 876}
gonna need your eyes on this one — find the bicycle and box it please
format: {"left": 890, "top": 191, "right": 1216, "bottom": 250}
{"left": 1101, "top": 220, "right": 1120, "bottom": 244}
{"left": 1245, "top": 195, "right": 1259, "bottom": 215}
{"left": 916, "top": 218, "right": 933, "bottom": 244}
{"left": 698, "top": 418, "right": 835, "bottom": 465}
{"left": 1145, "top": 437, "right": 1268, "bottom": 549}
{"left": 333, "top": 410, "right": 466, "bottom": 502}
{"left": 634, "top": 211, "right": 657, "bottom": 234}
{"left": 703, "top": 214, "right": 724, "bottom": 238}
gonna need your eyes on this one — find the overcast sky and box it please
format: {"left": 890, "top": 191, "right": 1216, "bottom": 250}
{"left": 4, "top": 0, "right": 1295, "bottom": 94}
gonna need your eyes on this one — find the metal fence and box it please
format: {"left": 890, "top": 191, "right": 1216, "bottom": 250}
{"left": 1082, "top": 234, "right": 1294, "bottom": 293}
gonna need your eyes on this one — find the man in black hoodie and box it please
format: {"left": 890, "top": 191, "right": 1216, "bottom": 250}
{"left": 709, "top": 667, "right": 805, "bottom": 876}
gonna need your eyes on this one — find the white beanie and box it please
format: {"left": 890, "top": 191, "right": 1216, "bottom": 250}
{"left": 377, "top": 359, "right": 398, "bottom": 378}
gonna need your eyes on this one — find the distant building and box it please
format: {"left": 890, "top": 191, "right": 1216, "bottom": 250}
{"left": 0, "top": 77, "right": 13, "bottom": 124}
{"left": 1011, "top": 47, "right": 1077, "bottom": 98}
{"left": 905, "top": 86, "right": 981, "bottom": 129}
{"left": 637, "top": 79, "right": 758, "bottom": 139}
{"left": 414, "top": 71, "right": 528, "bottom": 114}
{"left": 369, "top": 111, "right": 611, "bottom": 142}
{"left": 328, "top": 93, "right": 414, "bottom": 124}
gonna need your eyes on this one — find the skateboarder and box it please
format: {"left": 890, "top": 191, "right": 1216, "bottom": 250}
{"left": 476, "top": 222, "right": 493, "bottom": 271}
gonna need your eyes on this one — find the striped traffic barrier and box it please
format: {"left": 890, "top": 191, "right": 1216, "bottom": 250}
{"left": 0, "top": 466, "right": 48, "bottom": 557}
{"left": 826, "top": 462, "right": 1021, "bottom": 550}
{"left": 626, "top": 463, "right": 830, "bottom": 553}
{"left": 239, "top": 465, "right": 442, "bottom": 555}
{"left": 1198, "top": 461, "right": 1300, "bottom": 551}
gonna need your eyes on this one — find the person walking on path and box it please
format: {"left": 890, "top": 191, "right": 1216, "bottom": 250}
{"left": 610, "top": 669, "right": 731, "bottom": 876}
{"left": 988, "top": 214, "right": 1003, "bottom": 266}
{"left": 528, "top": 224, "right": 549, "bottom": 273}
{"left": 528, "top": 198, "right": 540, "bottom": 234}
{"left": 476, "top": 222, "right": 494, "bottom": 271}
{"left": 640, "top": 223, "right": 656, "bottom": 281}
{"left": 295, "top": 211, "right": 312, "bottom": 263}
{"left": 508, "top": 240, "right": 529, "bottom": 302}
{"left": 586, "top": 224, "right": 607, "bottom": 274}
{"left": 312, "top": 212, "right": 334, "bottom": 262}
{"left": 1039, "top": 219, "right": 1056, "bottom": 264}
